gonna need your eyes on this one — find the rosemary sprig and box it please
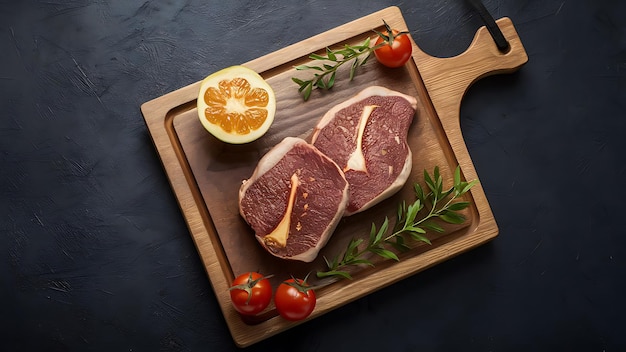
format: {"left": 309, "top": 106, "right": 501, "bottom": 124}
{"left": 292, "top": 20, "right": 409, "bottom": 101}
{"left": 317, "top": 166, "right": 478, "bottom": 280}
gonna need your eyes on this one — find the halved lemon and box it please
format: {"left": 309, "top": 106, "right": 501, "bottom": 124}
{"left": 197, "top": 66, "right": 276, "bottom": 144}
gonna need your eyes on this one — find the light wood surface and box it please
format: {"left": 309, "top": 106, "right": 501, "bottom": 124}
{"left": 141, "top": 6, "right": 527, "bottom": 348}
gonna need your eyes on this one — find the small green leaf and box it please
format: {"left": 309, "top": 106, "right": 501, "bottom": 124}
{"left": 348, "top": 259, "right": 375, "bottom": 267}
{"left": 434, "top": 168, "right": 443, "bottom": 196}
{"left": 441, "top": 188, "right": 455, "bottom": 204}
{"left": 292, "top": 77, "right": 305, "bottom": 85}
{"left": 415, "top": 199, "right": 424, "bottom": 213}
{"left": 414, "top": 183, "right": 425, "bottom": 202}
{"left": 405, "top": 226, "right": 426, "bottom": 234}
{"left": 461, "top": 180, "right": 479, "bottom": 195}
{"left": 424, "top": 169, "right": 436, "bottom": 194}
{"left": 295, "top": 64, "right": 323, "bottom": 71}
{"left": 346, "top": 238, "right": 363, "bottom": 257}
{"left": 317, "top": 270, "right": 353, "bottom": 280}
{"left": 327, "top": 71, "right": 336, "bottom": 89}
{"left": 404, "top": 200, "right": 420, "bottom": 228}
{"left": 337, "top": 47, "right": 356, "bottom": 57}
{"left": 309, "top": 53, "right": 328, "bottom": 60}
{"left": 371, "top": 248, "right": 399, "bottom": 261}
{"left": 323, "top": 255, "right": 339, "bottom": 271}
{"left": 434, "top": 166, "right": 441, "bottom": 183}
{"left": 375, "top": 217, "right": 389, "bottom": 244}
{"left": 303, "top": 82, "right": 313, "bottom": 101}
{"left": 361, "top": 51, "right": 372, "bottom": 65}
{"left": 407, "top": 232, "right": 431, "bottom": 244}
{"left": 447, "top": 201, "right": 470, "bottom": 211}
{"left": 439, "top": 211, "right": 466, "bottom": 224}
{"left": 350, "top": 58, "right": 359, "bottom": 81}
{"left": 397, "top": 200, "right": 406, "bottom": 222}
{"left": 369, "top": 222, "right": 377, "bottom": 244}
{"left": 454, "top": 165, "right": 461, "bottom": 187}
{"left": 326, "top": 47, "right": 337, "bottom": 61}
{"left": 422, "top": 221, "right": 445, "bottom": 233}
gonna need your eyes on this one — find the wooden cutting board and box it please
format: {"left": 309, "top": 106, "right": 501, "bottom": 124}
{"left": 141, "top": 6, "right": 527, "bottom": 348}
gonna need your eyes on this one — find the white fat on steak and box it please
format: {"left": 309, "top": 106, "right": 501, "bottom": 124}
{"left": 311, "top": 86, "right": 418, "bottom": 216}
{"left": 238, "top": 137, "right": 349, "bottom": 262}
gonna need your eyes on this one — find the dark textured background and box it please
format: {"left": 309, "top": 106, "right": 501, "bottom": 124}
{"left": 2, "top": 0, "right": 625, "bottom": 350}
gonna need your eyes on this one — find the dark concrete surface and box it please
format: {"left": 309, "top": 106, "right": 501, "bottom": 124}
{"left": 2, "top": 0, "right": 625, "bottom": 350}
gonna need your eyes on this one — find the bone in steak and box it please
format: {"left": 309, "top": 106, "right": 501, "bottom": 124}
{"left": 311, "top": 86, "right": 418, "bottom": 216}
{"left": 238, "top": 137, "right": 349, "bottom": 262}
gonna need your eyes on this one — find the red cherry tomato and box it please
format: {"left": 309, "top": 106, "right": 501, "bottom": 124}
{"left": 274, "top": 278, "right": 317, "bottom": 321}
{"left": 229, "top": 272, "right": 272, "bottom": 316}
{"left": 374, "top": 29, "right": 413, "bottom": 68}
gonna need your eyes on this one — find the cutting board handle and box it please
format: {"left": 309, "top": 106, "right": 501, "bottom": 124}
{"left": 412, "top": 17, "right": 527, "bottom": 179}
{"left": 413, "top": 17, "right": 528, "bottom": 138}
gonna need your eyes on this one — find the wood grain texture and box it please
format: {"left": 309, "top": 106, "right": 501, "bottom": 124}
{"left": 140, "top": 7, "right": 527, "bottom": 348}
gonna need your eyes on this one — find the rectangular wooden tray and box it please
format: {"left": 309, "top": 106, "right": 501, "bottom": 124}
{"left": 141, "top": 6, "right": 527, "bottom": 348}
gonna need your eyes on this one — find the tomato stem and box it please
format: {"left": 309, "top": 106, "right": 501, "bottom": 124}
{"left": 228, "top": 273, "right": 273, "bottom": 304}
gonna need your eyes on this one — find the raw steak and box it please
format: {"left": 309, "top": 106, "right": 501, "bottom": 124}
{"left": 238, "top": 137, "right": 349, "bottom": 262}
{"left": 311, "top": 86, "right": 418, "bottom": 216}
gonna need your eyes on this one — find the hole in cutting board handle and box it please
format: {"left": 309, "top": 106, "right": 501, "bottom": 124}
{"left": 467, "top": 0, "right": 510, "bottom": 53}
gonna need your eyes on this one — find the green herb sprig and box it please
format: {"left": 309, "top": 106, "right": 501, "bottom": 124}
{"left": 317, "top": 166, "right": 478, "bottom": 280}
{"left": 292, "top": 20, "right": 409, "bottom": 101}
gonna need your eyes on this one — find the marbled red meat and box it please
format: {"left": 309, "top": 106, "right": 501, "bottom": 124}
{"left": 311, "top": 86, "right": 418, "bottom": 215}
{"left": 238, "top": 137, "right": 349, "bottom": 262}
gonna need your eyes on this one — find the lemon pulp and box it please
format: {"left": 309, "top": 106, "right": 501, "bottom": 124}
{"left": 197, "top": 66, "right": 276, "bottom": 144}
